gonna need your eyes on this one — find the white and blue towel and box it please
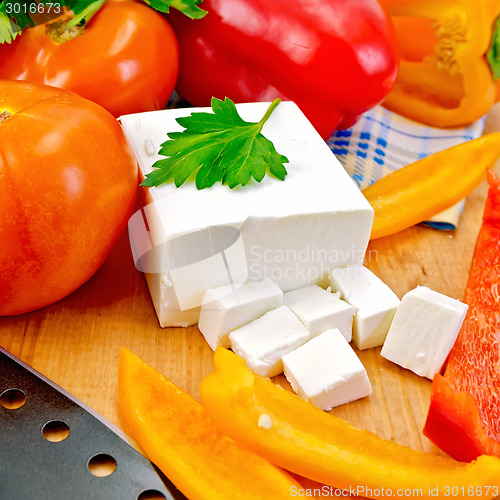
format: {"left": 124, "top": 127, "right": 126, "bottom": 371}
{"left": 328, "top": 106, "right": 486, "bottom": 230}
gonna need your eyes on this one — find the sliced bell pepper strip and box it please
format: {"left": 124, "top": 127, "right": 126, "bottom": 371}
{"left": 362, "top": 132, "right": 500, "bottom": 239}
{"left": 423, "top": 170, "right": 500, "bottom": 461}
{"left": 377, "top": 0, "right": 500, "bottom": 128}
{"left": 117, "top": 347, "right": 303, "bottom": 500}
{"left": 199, "top": 347, "right": 500, "bottom": 499}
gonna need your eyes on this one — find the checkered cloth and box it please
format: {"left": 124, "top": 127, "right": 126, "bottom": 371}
{"left": 328, "top": 106, "right": 486, "bottom": 230}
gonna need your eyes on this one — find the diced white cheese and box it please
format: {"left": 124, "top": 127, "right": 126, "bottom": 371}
{"left": 284, "top": 285, "right": 354, "bottom": 341}
{"left": 120, "top": 102, "right": 374, "bottom": 327}
{"left": 198, "top": 278, "right": 283, "bottom": 350}
{"left": 229, "top": 306, "right": 309, "bottom": 378}
{"left": 330, "top": 265, "right": 400, "bottom": 350}
{"left": 282, "top": 328, "right": 372, "bottom": 410}
{"left": 380, "top": 286, "right": 468, "bottom": 379}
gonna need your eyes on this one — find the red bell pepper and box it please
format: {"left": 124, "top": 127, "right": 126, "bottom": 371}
{"left": 423, "top": 171, "right": 500, "bottom": 462}
{"left": 168, "top": 0, "right": 399, "bottom": 139}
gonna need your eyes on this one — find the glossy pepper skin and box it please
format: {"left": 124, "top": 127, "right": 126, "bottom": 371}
{"left": 199, "top": 348, "right": 500, "bottom": 499}
{"left": 168, "top": 0, "right": 399, "bottom": 139}
{"left": 377, "top": 0, "right": 500, "bottom": 128}
{"left": 0, "top": 0, "right": 179, "bottom": 117}
{"left": 423, "top": 171, "right": 500, "bottom": 462}
{"left": 363, "top": 133, "right": 500, "bottom": 239}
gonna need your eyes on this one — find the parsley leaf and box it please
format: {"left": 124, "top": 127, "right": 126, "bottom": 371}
{"left": 141, "top": 97, "right": 289, "bottom": 190}
{"left": 0, "top": 8, "right": 19, "bottom": 43}
{"left": 142, "top": 0, "right": 206, "bottom": 19}
{"left": 0, "top": 0, "right": 73, "bottom": 42}
{"left": 65, "top": 0, "right": 105, "bottom": 28}
{"left": 0, "top": 0, "right": 35, "bottom": 43}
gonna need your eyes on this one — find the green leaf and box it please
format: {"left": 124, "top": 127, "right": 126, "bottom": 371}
{"left": 66, "top": 0, "right": 106, "bottom": 28}
{"left": 141, "top": 0, "right": 206, "bottom": 19}
{"left": 0, "top": 0, "right": 35, "bottom": 38}
{"left": 487, "top": 15, "right": 500, "bottom": 82}
{"left": 0, "top": 9, "right": 19, "bottom": 43}
{"left": 141, "top": 97, "right": 289, "bottom": 190}
{"left": 0, "top": 0, "right": 83, "bottom": 43}
{"left": 196, "top": 158, "right": 224, "bottom": 189}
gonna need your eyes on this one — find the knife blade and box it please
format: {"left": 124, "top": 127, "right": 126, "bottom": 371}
{"left": 0, "top": 346, "right": 187, "bottom": 500}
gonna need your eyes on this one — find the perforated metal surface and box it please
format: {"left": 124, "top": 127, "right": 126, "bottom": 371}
{"left": 0, "top": 346, "right": 186, "bottom": 500}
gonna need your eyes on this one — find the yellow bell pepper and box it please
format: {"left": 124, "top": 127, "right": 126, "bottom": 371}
{"left": 117, "top": 347, "right": 303, "bottom": 500}
{"left": 362, "top": 132, "right": 500, "bottom": 239}
{"left": 378, "top": 0, "right": 500, "bottom": 127}
{"left": 199, "top": 348, "right": 500, "bottom": 499}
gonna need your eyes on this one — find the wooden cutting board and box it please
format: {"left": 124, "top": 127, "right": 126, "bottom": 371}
{"left": 2, "top": 107, "right": 500, "bottom": 474}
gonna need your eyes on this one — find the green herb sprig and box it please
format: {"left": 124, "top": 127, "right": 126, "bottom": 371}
{"left": 0, "top": 0, "right": 36, "bottom": 43}
{"left": 141, "top": 97, "right": 290, "bottom": 190}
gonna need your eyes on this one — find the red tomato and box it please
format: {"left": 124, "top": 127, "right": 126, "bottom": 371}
{"left": 0, "top": 81, "right": 138, "bottom": 315}
{"left": 0, "top": 0, "right": 179, "bottom": 117}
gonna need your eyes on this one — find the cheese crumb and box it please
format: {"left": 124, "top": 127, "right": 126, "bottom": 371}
{"left": 258, "top": 414, "right": 273, "bottom": 429}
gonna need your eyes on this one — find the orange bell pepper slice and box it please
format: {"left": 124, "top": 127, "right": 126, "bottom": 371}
{"left": 424, "top": 171, "right": 500, "bottom": 461}
{"left": 362, "top": 132, "right": 500, "bottom": 239}
{"left": 378, "top": 0, "right": 500, "bottom": 127}
{"left": 200, "top": 347, "right": 500, "bottom": 499}
{"left": 117, "top": 347, "right": 303, "bottom": 500}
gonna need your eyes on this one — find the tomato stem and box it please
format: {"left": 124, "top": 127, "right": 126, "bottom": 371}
{"left": 0, "top": 111, "right": 11, "bottom": 124}
{"left": 46, "top": 15, "right": 86, "bottom": 44}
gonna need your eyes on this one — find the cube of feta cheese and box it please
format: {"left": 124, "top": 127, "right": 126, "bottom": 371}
{"left": 198, "top": 278, "right": 283, "bottom": 351}
{"left": 330, "top": 265, "right": 400, "bottom": 350}
{"left": 120, "top": 102, "right": 374, "bottom": 327}
{"left": 229, "top": 306, "right": 309, "bottom": 378}
{"left": 380, "top": 286, "right": 468, "bottom": 379}
{"left": 284, "top": 285, "right": 354, "bottom": 341}
{"left": 282, "top": 328, "right": 372, "bottom": 410}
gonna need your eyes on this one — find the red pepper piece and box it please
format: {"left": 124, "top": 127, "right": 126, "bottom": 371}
{"left": 168, "top": 0, "right": 399, "bottom": 139}
{"left": 424, "top": 171, "right": 500, "bottom": 461}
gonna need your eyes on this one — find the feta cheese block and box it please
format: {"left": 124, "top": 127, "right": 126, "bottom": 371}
{"left": 120, "top": 102, "right": 374, "bottom": 327}
{"left": 330, "top": 265, "right": 400, "bottom": 350}
{"left": 380, "top": 286, "right": 468, "bottom": 379}
{"left": 198, "top": 278, "right": 283, "bottom": 350}
{"left": 282, "top": 328, "right": 372, "bottom": 410}
{"left": 229, "top": 305, "right": 310, "bottom": 378}
{"left": 284, "top": 285, "right": 354, "bottom": 341}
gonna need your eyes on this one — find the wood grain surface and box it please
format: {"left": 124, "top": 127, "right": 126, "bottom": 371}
{"left": 2, "top": 106, "right": 500, "bottom": 480}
